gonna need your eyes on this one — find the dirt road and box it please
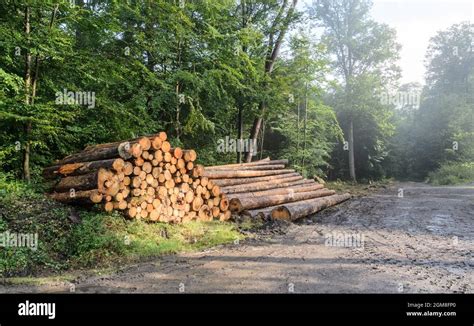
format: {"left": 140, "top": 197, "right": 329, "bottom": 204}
{"left": 2, "top": 182, "right": 473, "bottom": 293}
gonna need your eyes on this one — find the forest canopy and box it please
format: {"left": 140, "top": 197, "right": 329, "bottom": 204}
{"left": 0, "top": 0, "right": 472, "bottom": 184}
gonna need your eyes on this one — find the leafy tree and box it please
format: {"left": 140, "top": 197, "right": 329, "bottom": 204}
{"left": 409, "top": 22, "right": 473, "bottom": 178}
{"left": 310, "top": 0, "right": 400, "bottom": 181}
{"left": 268, "top": 33, "right": 342, "bottom": 177}
{"left": 244, "top": 0, "right": 300, "bottom": 162}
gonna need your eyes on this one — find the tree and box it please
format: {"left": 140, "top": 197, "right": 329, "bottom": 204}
{"left": 264, "top": 32, "right": 343, "bottom": 177}
{"left": 244, "top": 0, "right": 300, "bottom": 162}
{"left": 0, "top": 2, "right": 74, "bottom": 180}
{"left": 410, "top": 22, "right": 474, "bottom": 177}
{"left": 311, "top": 0, "right": 400, "bottom": 181}
{"left": 384, "top": 82, "right": 423, "bottom": 179}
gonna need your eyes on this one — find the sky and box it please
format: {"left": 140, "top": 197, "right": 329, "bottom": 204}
{"left": 301, "top": 0, "right": 473, "bottom": 85}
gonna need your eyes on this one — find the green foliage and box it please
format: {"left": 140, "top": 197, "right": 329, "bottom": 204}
{"left": 312, "top": 0, "right": 401, "bottom": 181}
{"left": 0, "top": 0, "right": 343, "bottom": 178}
{"left": 386, "top": 23, "right": 474, "bottom": 180}
{"left": 427, "top": 162, "right": 474, "bottom": 185}
{"left": 267, "top": 33, "right": 342, "bottom": 178}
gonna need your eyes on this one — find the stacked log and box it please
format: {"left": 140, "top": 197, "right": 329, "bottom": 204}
{"left": 205, "top": 158, "right": 351, "bottom": 221}
{"left": 45, "top": 136, "right": 350, "bottom": 223}
{"left": 44, "top": 132, "right": 230, "bottom": 223}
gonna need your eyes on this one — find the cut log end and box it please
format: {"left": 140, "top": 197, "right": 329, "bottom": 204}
{"left": 228, "top": 198, "right": 242, "bottom": 213}
{"left": 271, "top": 206, "right": 291, "bottom": 220}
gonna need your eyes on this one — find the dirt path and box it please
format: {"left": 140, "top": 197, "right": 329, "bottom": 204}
{"left": 2, "top": 182, "right": 473, "bottom": 293}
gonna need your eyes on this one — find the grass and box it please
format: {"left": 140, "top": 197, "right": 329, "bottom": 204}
{"left": 427, "top": 161, "right": 474, "bottom": 185}
{"left": 0, "top": 173, "right": 245, "bottom": 278}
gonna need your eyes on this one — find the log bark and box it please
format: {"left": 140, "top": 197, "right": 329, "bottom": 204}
{"left": 45, "top": 131, "right": 348, "bottom": 224}
{"left": 220, "top": 176, "right": 310, "bottom": 194}
{"left": 270, "top": 193, "right": 351, "bottom": 221}
{"left": 49, "top": 189, "right": 103, "bottom": 204}
{"left": 203, "top": 169, "right": 295, "bottom": 179}
{"left": 54, "top": 169, "right": 109, "bottom": 192}
{"left": 229, "top": 188, "right": 336, "bottom": 212}
{"left": 205, "top": 164, "right": 286, "bottom": 171}
{"left": 229, "top": 183, "right": 324, "bottom": 199}
{"left": 211, "top": 171, "right": 299, "bottom": 187}
{"left": 55, "top": 142, "right": 137, "bottom": 164}
{"left": 83, "top": 134, "right": 161, "bottom": 151}
{"left": 43, "top": 158, "right": 124, "bottom": 179}
{"left": 205, "top": 158, "right": 287, "bottom": 169}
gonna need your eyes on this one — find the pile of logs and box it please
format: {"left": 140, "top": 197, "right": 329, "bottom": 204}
{"left": 43, "top": 132, "right": 231, "bottom": 223}
{"left": 44, "top": 132, "right": 350, "bottom": 223}
{"left": 205, "top": 158, "right": 351, "bottom": 221}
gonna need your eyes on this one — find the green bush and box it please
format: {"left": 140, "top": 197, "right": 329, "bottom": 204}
{"left": 427, "top": 162, "right": 474, "bottom": 185}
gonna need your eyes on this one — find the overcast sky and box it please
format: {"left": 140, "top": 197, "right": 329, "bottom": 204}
{"left": 301, "top": 0, "right": 473, "bottom": 85}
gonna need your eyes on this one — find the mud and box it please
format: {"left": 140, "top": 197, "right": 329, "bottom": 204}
{"left": 2, "top": 182, "right": 473, "bottom": 293}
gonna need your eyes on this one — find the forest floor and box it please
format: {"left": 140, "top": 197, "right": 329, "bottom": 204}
{"left": 1, "top": 181, "right": 473, "bottom": 293}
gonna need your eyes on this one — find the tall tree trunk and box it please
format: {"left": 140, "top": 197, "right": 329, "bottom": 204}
{"left": 348, "top": 119, "right": 356, "bottom": 182}
{"left": 23, "top": 6, "right": 31, "bottom": 182}
{"left": 175, "top": 36, "right": 182, "bottom": 141}
{"left": 237, "top": 0, "right": 247, "bottom": 163}
{"left": 237, "top": 101, "right": 243, "bottom": 163}
{"left": 22, "top": 4, "right": 58, "bottom": 182}
{"left": 244, "top": 0, "right": 298, "bottom": 162}
{"left": 259, "top": 120, "right": 265, "bottom": 160}
{"left": 302, "top": 81, "right": 308, "bottom": 169}
{"left": 296, "top": 101, "right": 300, "bottom": 154}
{"left": 246, "top": 109, "right": 264, "bottom": 162}
{"left": 175, "top": 81, "right": 181, "bottom": 141}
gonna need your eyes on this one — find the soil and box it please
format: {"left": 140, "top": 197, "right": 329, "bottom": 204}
{"left": 1, "top": 182, "right": 472, "bottom": 293}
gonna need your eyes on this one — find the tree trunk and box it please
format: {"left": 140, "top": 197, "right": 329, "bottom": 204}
{"left": 22, "top": 6, "right": 31, "bottom": 182}
{"left": 302, "top": 81, "right": 308, "bottom": 168}
{"left": 229, "top": 188, "right": 335, "bottom": 213}
{"left": 244, "top": 0, "right": 298, "bottom": 163}
{"left": 43, "top": 158, "right": 125, "bottom": 179}
{"left": 296, "top": 101, "right": 300, "bottom": 154}
{"left": 83, "top": 134, "right": 160, "bottom": 151}
{"left": 229, "top": 183, "right": 323, "bottom": 201}
{"left": 206, "top": 164, "right": 286, "bottom": 171}
{"left": 22, "top": 4, "right": 58, "bottom": 182}
{"left": 237, "top": 102, "right": 243, "bottom": 163}
{"left": 49, "top": 189, "right": 103, "bottom": 204}
{"left": 203, "top": 168, "right": 295, "bottom": 179}
{"left": 271, "top": 193, "right": 351, "bottom": 221}
{"left": 221, "top": 176, "right": 309, "bottom": 194}
{"left": 206, "top": 157, "right": 273, "bottom": 169}
{"left": 348, "top": 119, "right": 356, "bottom": 181}
{"left": 175, "top": 80, "right": 181, "bottom": 141}
{"left": 56, "top": 142, "right": 137, "bottom": 164}
{"left": 211, "top": 171, "right": 299, "bottom": 187}
{"left": 245, "top": 116, "right": 263, "bottom": 162}
{"left": 238, "top": 0, "right": 247, "bottom": 163}
{"left": 53, "top": 169, "right": 111, "bottom": 192}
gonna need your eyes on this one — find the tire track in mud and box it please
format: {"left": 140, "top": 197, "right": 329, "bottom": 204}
{"left": 312, "top": 182, "right": 473, "bottom": 293}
